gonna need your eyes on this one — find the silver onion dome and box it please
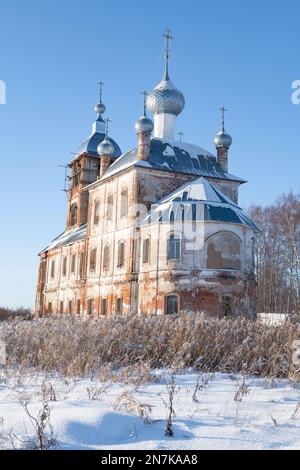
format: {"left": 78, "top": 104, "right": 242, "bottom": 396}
{"left": 97, "top": 137, "right": 115, "bottom": 156}
{"left": 214, "top": 107, "right": 232, "bottom": 149}
{"left": 214, "top": 130, "right": 232, "bottom": 149}
{"left": 94, "top": 101, "right": 106, "bottom": 115}
{"left": 135, "top": 114, "right": 154, "bottom": 134}
{"left": 146, "top": 79, "right": 185, "bottom": 116}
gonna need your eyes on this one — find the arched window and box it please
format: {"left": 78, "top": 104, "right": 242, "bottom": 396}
{"left": 79, "top": 252, "right": 84, "bottom": 278}
{"left": 117, "top": 241, "right": 125, "bottom": 267}
{"left": 50, "top": 260, "right": 55, "bottom": 278}
{"left": 206, "top": 232, "right": 241, "bottom": 270}
{"left": 106, "top": 194, "right": 113, "bottom": 221}
{"left": 101, "top": 298, "right": 107, "bottom": 315}
{"left": 93, "top": 199, "right": 100, "bottom": 226}
{"left": 165, "top": 295, "right": 179, "bottom": 315}
{"left": 120, "top": 188, "right": 128, "bottom": 218}
{"left": 71, "top": 254, "right": 76, "bottom": 274}
{"left": 70, "top": 203, "right": 78, "bottom": 226}
{"left": 62, "top": 256, "right": 67, "bottom": 277}
{"left": 115, "top": 297, "right": 123, "bottom": 314}
{"left": 103, "top": 245, "right": 110, "bottom": 269}
{"left": 89, "top": 248, "right": 97, "bottom": 272}
{"left": 142, "top": 237, "right": 151, "bottom": 264}
{"left": 167, "top": 234, "right": 180, "bottom": 260}
{"left": 87, "top": 298, "right": 94, "bottom": 316}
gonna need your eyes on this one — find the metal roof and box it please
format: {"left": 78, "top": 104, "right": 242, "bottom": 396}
{"left": 76, "top": 132, "right": 122, "bottom": 158}
{"left": 104, "top": 138, "right": 246, "bottom": 183}
{"left": 41, "top": 224, "right": 87, "bottom": 253}
{"left": 142, "top": 177, "right": 258, "bottom": 230}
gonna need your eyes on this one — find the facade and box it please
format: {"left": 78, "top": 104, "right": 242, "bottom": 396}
{"left": 35, "top": 34, "right": 258, "bottom": 319}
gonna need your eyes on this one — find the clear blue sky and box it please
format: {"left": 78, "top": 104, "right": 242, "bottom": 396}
{"left": 0, "top": 0, "right": 299, "bottom": 308}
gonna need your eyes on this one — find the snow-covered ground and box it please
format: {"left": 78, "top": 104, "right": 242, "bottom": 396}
{"left": 0, "top": 370, "right": 299, "bottom": 450}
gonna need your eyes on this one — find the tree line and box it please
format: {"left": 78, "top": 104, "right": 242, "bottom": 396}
{"left": 249, "top": 192, "right": 300, "bottom": 315}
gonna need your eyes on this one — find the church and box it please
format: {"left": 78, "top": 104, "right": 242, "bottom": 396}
{"left": 35, "top": 32, "right": 258, "bottom": 319}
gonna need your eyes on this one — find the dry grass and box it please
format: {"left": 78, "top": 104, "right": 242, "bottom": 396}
{"left": 0, "top": 313, "right": 299, "bottom": 379}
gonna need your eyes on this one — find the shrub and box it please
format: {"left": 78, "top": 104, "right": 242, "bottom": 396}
{"left": 0, "top": 313, "right": 298, "bottom": 378}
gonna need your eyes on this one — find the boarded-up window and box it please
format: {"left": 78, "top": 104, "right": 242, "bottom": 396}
{"left": 62, "top": 256, "right": 67, "bottom": 277}
{"left": 167, "top": 234, "right": 180, "bottom": 260}
{"left": 70, "top": 203, "right": 78, "bottom": 226}
{"left": 71, "top": 254, "right": 76, "bottom": 274}
{"left": 143, "top": 237, "right": 151, "bottom": 263}
{"left": 165, "top": 295, "right": 178, "bottom": 315}
{"left": 120, "top": 188, "right": 128, "bottom": 218}
{"left": 87, "top": 299, "right": 94, "bottom": 316}
{"left": 207, "top": 232, "right": 241, "bottom": 270}
{"left": 117, "top": 241, "right": 125, "bottom": 267}
{"left": 94, "top": 199, "right": 100, "bottom": 226}
{"left": 115, "top": 298, "right": 122, "bottom": 314}
{"left": 50, "top": 260, "right": 55, "bottom": 278}
{"left": 103, "top": 245, "right": 110, "bottom": 269}
{"left": 101, "top": 298, "right": 107, "bottom": 315}
{"left": 106, "top": 194, "right": 113, "bottom": 221}
{"left": 89, "top": 248, "right": 97, "bottom": 272}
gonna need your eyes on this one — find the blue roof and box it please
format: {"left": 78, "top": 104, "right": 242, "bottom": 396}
{"left": 104, "top": 138, "right": 246, "bottom": 183}
{"left": 77, "top": 132, "right": 122, "bottom": 158}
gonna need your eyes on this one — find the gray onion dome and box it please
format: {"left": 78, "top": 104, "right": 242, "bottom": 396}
{"left": 214, "top": 130, "right": 232, "bottom": 149}
{"left": 146, "top": 79, "right": 185, "bottom": 117}
{"left": 94, "top": 101, "right": 106, "bottom": 115}
{"left": 97, "top": 137, "right": 115, "bottom": 156}
{"left": 135, "top": 114, "right": 154, "bottom": 134}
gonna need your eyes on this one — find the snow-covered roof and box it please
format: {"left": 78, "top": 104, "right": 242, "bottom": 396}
{"left": 41, "top": 224, "right": 87, "bottom": 253}
{"left": 103, "top": 138, "right": 246, "bottom": 183}
{"left": 142, "top": 177, "right": 258, "bottom": 230}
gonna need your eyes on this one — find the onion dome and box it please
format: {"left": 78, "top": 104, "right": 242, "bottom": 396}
{"left": 97, "top": 137, "right": 115, "bottom": 157}
{"left": 94, "top": 101, "right": 106, "bottom": 116}
{"left": 146, "top": 30, "right": 185, "bottom": 117}
{"left": 135, "top": 114, "right": 154, "bottom": 134}
{"left": 97, "top": 118, "right": 115, "bottom": 156}
{"left": 214, "top": 107, "right": 232, "bottom": 149}
{"left": 135, "top": 91, "right": 154, "bottom": 134}
{"left": 146, "top": 79, "right": 185, "bottom": 116}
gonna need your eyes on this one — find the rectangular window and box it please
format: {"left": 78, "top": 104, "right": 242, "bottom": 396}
{"left": 68, "top": 300, "right": 72, "bottom": 314}
{"left": 142, "top": 238, "right": 150, "bottom": 264}
{"left": 48, "top": 302, "right": 53, "bottom": 314}
{"left": 59, "top": 301, "right": 64, "bottom": 314}
{"left": 165, "top": 295, "right": 178, "bottom": 315}
{"left": 168, "top": 235, "right": 180, "bottom": 260}
{"left": 87, "top": 299, "right": 94, "bottom": 316}
{"left": 101, "top": 298, "right": 107, "bottom": 315}
{"left": 76, "top": 299, "right": 81, "bottom": 315}
{"left": 115, "top": 298, "right": 122, "bottom": 314}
